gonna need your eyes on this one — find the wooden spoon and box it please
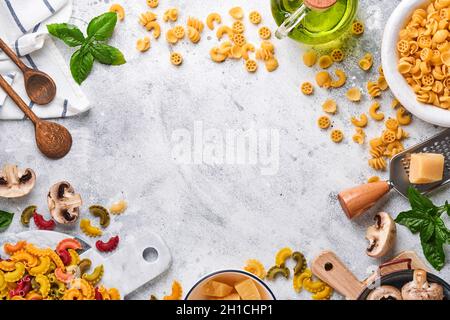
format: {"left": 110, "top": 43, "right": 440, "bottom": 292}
{"left": 0, "top": 75, "right": 72, "bottom": 159}
{"left": 0, "top": 37, "right": 56, "bottom": 105}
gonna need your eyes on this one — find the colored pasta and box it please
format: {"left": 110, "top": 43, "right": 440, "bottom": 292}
{"left": 96, "top": 236, "right": 120, "bottom": 253}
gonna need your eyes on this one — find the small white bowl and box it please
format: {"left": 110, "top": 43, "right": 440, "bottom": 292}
{"left": 382, "top": 0, "right": 450, "bottom": 127}
{"left": 185, "top": 270, "right": 276, "bottom": 300}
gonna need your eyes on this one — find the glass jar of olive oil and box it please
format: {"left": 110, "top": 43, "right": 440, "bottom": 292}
{"left": 272, "top": 0, "right": 358, "bottom": 45}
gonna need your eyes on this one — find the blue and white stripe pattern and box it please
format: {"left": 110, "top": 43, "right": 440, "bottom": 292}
{"left": 0, "top": 72, "right": 16, "bottom": 108}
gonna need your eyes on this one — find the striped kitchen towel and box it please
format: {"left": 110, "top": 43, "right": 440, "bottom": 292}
{"left": 0, "top": 0, "right": 90, "bottom": 119}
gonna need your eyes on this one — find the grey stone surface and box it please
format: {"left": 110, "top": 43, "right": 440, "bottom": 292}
{"left": 0, "top": 0, "right": 449, "bottom": 300}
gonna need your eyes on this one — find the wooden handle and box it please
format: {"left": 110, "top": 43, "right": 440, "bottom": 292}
{"left": 311, "top": 251, "right": 365, "bottom": 300}
{"left": 338, "top": 181, "right": 390, "bottom": 220}
{"left": 0, "top": 75, "right": 39, "bottom": 124}
{"left": 0, "top": 37, "right": 28, "bottom": 71}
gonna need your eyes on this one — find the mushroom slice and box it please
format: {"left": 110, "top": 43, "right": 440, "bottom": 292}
{"left": 401, "top": 270, "right": 444, "bottom": 300}
{"left": 365, "top": 212, "right": 396, "bottom": 258}
{"left": 0, "top": 164, "right": 36, "bottom": 198}
{"left": 367, "top": 285, "right": 403, "bottom": 300}
{"left": 47, "top": 181, "right": 82, "bottom": 224}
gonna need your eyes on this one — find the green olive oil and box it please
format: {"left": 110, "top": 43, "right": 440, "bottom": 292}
{"left": 271, "top": 0, "right": 358, "bottom": 45}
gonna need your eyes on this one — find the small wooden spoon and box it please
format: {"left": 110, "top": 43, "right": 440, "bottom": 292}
{"left": 0, "top": 37, "right": 56, "bottom": 105}
{"left": 0, "top": 75, "right": 72, "bottom": 159}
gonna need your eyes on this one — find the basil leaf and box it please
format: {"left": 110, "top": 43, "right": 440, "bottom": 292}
{"left": 0, "top": 210, "right": 14, "bottom": 229}
{"left": 87, "top": 12, "right": 117, "bottom": 41}
{"left": 421, "top": 219, "right": 435, "bottom": 243}
{"left": 47, "top": 23, "right": 85, "bottom": 47}
{"left": 89, "top": 43, "right": 126, "bottom": 65}
{"left": 70, "top": 48, "right": 94, "bottom": 84}
{"left": 434, "top": 218, "right": 450, "bottom": 244}
{"left": 420, "top": 233, "right": 445, "bottom": 271}
{"left": 407, "top": 187, "right": 436, "bottom": 213}
{"left": 395, "top": 210, "right": 431, "bottom": 234}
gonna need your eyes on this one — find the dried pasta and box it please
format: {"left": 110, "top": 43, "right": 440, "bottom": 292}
{"left": 330, "top": 69, "right": 347, "bottom": 88}
{"left": 368, "top": 176, "right": 380, "bottom": 183}
{"left": 145, "top": 21, "right": 161, "bottom": 39}
{"left": 166, "top": 29, "right": 179, "bottom": 44}
{"left": 369, "top": 157, "right": 387, "bottom": 171}
{"left": 322, "top": 99, "right": 337, "bottom": 114}
{"left": 170, "top": 52, "right": 183, "bottom": 66}
{"left": 249, "top": 11, "right": 262, "bottom": 25}
{"left": 367, "top": 81, "right": 382, "bottom": 98}
{"left": 317, "top": 116, "right": 331, "bottom": 129}
{"left": 164, "top": 280, "right": 183, "bottom": 300}
{"left": 352, "top": 128, "right": 366, "bottom": 145}
{"left": 259, "top": 27, "right": 272, "bottom": 40}
{"left": 397, "top": 1, "right": 450, "bottom": 110}
{"left": 351, "top": 114, "right": 368, "bottom": 127}
{"left": 303, "top": 50, "right": 317, "bottom": 67}
{"left": 109, "top": 4, "right": 125, "bottom": 21}
{"left": 331, "top": 130, "right": 344, "bottom": 143}
{"left": 229, "top": 7, "right": 244, "bottom": 20}
{"left": 318, "top": 55, "right": 333, "bottom": 69}
{"left": 139, "top": 12, "right": 157, "bottom": 28}
{"left": 173, "top": 25, "right": 185, "bottom": 39}
{"left": 352, "top": 21, "right": 364, "bottom": 35}
{"left": 330, "top": 48, "right": 344, "bottom": 62}
{"left": 19, "top": 205, "right": 35, "bottom": 226}
{"left": 110, "top": 200, "right": 127, "bottom": 215}
{"left": 146, "top": 0, "right": 158, "bottom": 9}
{"left": 80, "top": 219, "right": 103, "bottom": 238}
{"left": 369, "top": 102, "right": 385, "bottom": 121}
{"left": 206, "top": 13, "right": 221, "bottom": 30}
{"left": 188, "top": 26, "right": 201, "bottom": 43}
{"left": 301, "top": 82, "right": 314, "bottom": 95}
{"left": 243, "top": 259, "right": 266, "bottom": 279}
{"left": 163, "top": 8, "right": 178, "bottom": 22}
{"left": 265, "top": 58, "right": 279, "bottom": 72}
{"left": 397, "top": 107, "right": 412, "bottom": 125}
{"left": 82, "top": 265, "right": 104, "bottom": 286}
{"left": 241, "top": 43, "right": 255, "bottom": 60}
{"left": 275, "top": 247, "right": 293, "bottom": 267}
{"left": 210, "top": 47, "right": 228, "bottom": 63}
{"left": 359, "top": 53, "right": 373, "bottom": 71}
{"left": 245, "top": 59, "right": 258, "bottom": 73}
{"left": 136, "top": 37, "right": 151, "bottom": 52}
{"left": 232, "top": 21, "right": 245, "bottom": 34}
{"left": 187, "top": 17, "right": 204, "bottom": 33}
{"left": 216, "top": 26, "right": 233, "bottom": 40}
{"left": 346, "top": 87, "right": 362, "bottom": 102}
{"left": 316, "top": 71, "right": 332, "bottom": 88}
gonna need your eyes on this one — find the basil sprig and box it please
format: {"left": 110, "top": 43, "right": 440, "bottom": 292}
{"left": 47, "top": 12, "right": 125, "bottom": 84}
{"left": 0, "top": 210, "right": 14, "bottom": 229}
{"left": 395, "top": 187, "right": 450, "bottom": 270}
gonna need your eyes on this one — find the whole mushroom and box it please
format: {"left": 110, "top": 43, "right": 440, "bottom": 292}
{"left": 401, "top": 270, "right": 444, "bottom": 300}
{"left": 47, "top": 181, "right": 82, "bottom": 224}
{"left": 0, "top": 164, "right": 36, "bottom": 198}
{"left": 365, "top": 212, "right": 396, "bottom": 258}
{"left": 367, "top": 285, "right": 403, "bottom": 300}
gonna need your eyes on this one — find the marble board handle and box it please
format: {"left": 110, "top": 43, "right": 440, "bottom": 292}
{"left": 311, "top": 251, "right": 365, "bottom": 300}
{"left": 338, "top": 181, "right": 391, "bottom": 219}
{"left": 102, "top": 232, "right": 172, "bottom": 298}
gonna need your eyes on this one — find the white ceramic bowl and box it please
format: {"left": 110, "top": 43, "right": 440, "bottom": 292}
{"left": 185, "top": 270, "right": 276, "bottom": 300}
{"left": 382, "top": 0, "right": 450, "bottom": 127}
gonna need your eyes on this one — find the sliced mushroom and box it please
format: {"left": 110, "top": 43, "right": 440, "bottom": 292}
{"left": 401, "top": 269, "right": 444, "bottom": 300}
{"left": 367, "top": 285, "right": 403, "bottom": 300}
{"left": 47, "top": 181, "right": 82, "bottom": 224}
{"left": 365, "top": 212, "right": 396, "bottom": 258}
{"left": 0, "top": 164, "right": 36, "bottom": 198}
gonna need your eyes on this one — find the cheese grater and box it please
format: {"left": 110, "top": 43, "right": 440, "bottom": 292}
{"left": 339, "top": 129, "right": 450, "bottom": 219}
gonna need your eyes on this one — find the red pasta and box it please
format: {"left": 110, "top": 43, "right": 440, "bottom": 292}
{"left": 33, "top": 213, "right": 55, "bottom": 230}
{"left": 56, "top": 238, "right": 82, "bottom": 254}
{"left": 57, "top": 249, "right": 71, "bottom": 266}
{"left": 10, "top": 275, "right": 31, "bottom": 297}
{"left": 96, "top": 236, "right": 119, "bottom": 253}
{"left": 94, "top": 287, "right": 103, "bottom": 300}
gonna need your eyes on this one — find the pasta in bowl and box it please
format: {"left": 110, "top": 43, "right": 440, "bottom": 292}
{"left": 382, "top": 0, "right": 450, "bottom": 127}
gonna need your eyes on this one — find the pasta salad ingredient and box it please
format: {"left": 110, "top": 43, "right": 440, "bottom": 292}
{"left": 0, "top": 240, "right": 120, "bottom": 300}
{"left": 96, "top": 236, "right": 120, "bottom": 253}
{"left": 330, "top": 130, "right": 344, "bottom": 143}
{"left": 249, "top": 11, "right": 262, "bottom": 25}
{"left": 170, "top": 52, "right": 183, "bottom": 66}
{"left": 163, "top": 280, "right": 183, "bottom": 300}
{"left": 395, "top": 187, "right": 450, "bottom": 270}
{"left": 229, "top": 7, "right": 244, "bottom": 20}
{"left": 109, "top": 4, "right": 125, "bottom": 21}
{"left": 47, "top": 12, "right": 126, "bottom": 84}
{"left": 206, "top": 13, "right": 221, "bottom": 30}
{"left": 0, "top": 165, "right": 36, "bottom": 199}
{"left": 136, "top": 37, "right": 151, "bottom": 52}
{"left": 352, "top": 21, "right": 364, "bottom": 35}
{"left": 47, "top": 181, "right": 82, "bottom": 225}
{"left": 110, "top": 200, "right": 127, "bottom": 215}
{"left": 33, "top": 212, "right": 55, "bottom": 231}
{"left": 301, "top": 82, "right": 314, "bottom": 95}
{"left": 0, "top": 210, "right": 14, "bottom": 229}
